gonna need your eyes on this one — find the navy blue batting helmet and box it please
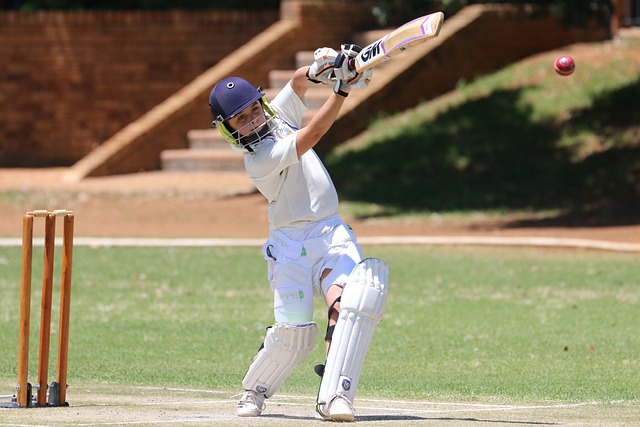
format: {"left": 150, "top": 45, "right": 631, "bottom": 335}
{"left": 208, "top": 77, "right": 263, "bottom": 123}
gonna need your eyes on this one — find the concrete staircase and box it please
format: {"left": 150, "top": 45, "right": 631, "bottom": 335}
{"left": 160, "top": 31, "right": 390, "bottom": 172}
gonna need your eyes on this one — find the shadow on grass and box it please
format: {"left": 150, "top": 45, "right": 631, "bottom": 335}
{"left": 325, "top": 77, "right": 640, "bottom": 228}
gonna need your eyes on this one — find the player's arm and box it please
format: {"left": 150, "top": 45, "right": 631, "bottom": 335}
{"left": 294, "top": 45, "right": 372, "bottom": 157}
{"left": 295, "top": 92, "right": 346, "bottom": 158}
{"left": 289, "top": 66, "right": 316, "bottom": 101}
{"left": 290, "top": 47, "right": 338, "bottom": 100}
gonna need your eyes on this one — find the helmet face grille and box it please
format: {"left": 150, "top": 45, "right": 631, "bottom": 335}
{"left": 209, "top": 77, "right": 263, "bottom": 123}
{"left": 224, "top": 108, "right": 277, "bottom": 153}
{"left": 212, "top": 99, "right": 284, "bottom": 154}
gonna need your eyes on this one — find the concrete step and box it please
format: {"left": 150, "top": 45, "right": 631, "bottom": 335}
{"left": 161, "top": 149, "right": 244, "bottom": 172}
{"left": 266, "top": 72, "right": 331, "bottom": 109}
{"left": 187, "top": 129, "right": 228, "bottom": 150}
{"left": 265, "top": 86, "right": 328, "bottom": 111}
{"left": 269, "top": 69, "right": 294, "bottom": 88}
{"left": 296, "top": 51, "right": 314, "bottom": 68}
{"left": 162, "top": 29, "right": 393, "bottom": 173}
{"left": 305, "top": 86, "right": 332, "bottom": 109}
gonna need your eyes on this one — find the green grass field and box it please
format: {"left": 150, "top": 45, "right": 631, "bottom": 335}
{"left": 1, "top": 245, "right": 638, "bottom": 406}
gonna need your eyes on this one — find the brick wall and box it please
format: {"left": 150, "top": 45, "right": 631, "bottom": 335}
{"left": 0, "top": 2, "right": 613, "bottom": 173}
{"left": 0, "top": 10, "right": 278, "bottom": 167}
{"left": 65, "top": 0, "right": 378, "bottom": 178}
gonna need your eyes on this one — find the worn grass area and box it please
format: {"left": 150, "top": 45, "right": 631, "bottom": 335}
{"left": 1, "top": 381, "right": 639, "bottom": 426}
{"left": 1, "top": 245, "right": 638, "bottom": 406}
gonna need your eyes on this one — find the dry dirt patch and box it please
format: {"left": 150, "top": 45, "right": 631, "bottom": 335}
{"left": 1, "top": 169, "right": 640, "bottom": 247}
{"left": 1, "top": 382, "right": 639, "bottom": 427}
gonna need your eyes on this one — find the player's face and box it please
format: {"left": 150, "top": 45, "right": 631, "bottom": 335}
{"left": 228, "top": 101, "right": 266, "bottom": 136}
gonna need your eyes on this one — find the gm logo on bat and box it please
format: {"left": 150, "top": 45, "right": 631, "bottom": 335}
{"left": 359, "top": 39, "right": 384, "bottom": 65}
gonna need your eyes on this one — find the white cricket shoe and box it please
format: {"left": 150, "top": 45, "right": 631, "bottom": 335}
{"left": 315, "top": 394, "right": 355, "bottom": 422}
{"left": 237, "top": 390, "right": 266, "bottom": 417}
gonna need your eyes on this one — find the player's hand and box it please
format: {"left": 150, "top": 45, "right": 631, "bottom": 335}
{"left": 333, "top": 78, "right": 351, "bottom": 97}
{"left": 341, "top": 43, "right": 362, "bottom": 59}
{"left": 333, "top": 44, "right": 371, "bottom": 96}
{"left": 332, "top": 43, "right": 361, "bottom": 81}
{"left": 307, "top": 47, "right": 338, "bottom": 85}
{"left": 334, "top": 68, "right": 372, "bottom": 96}
{"left": 347, "top": 68, "right": 373, "bottom": 90}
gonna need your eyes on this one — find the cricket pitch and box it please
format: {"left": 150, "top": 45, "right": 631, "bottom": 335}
{"left": 1, "top": 382, "right": 638, "bottom": 426}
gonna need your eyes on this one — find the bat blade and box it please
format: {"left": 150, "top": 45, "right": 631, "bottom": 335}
{"left": 352, "top": 11, "right": 444, "bottom": 72}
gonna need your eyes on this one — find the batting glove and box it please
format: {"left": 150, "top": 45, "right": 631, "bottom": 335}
{"left": 332, "top": 43, "right": 361, "bottom": 81}
{"left": 341, "top": 43, "right": 362, "bottom": 59}
{"left": 347, "top": 68, "right": 373, "bottom": 90}
{"left": 307, "top": 47, "right": 338, "bottom": 85}
{"left": 333, "top": 77, "right": 351, "bottom": 97}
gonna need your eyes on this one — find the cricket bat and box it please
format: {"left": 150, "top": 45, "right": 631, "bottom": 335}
{"left": 350, "top": 11, "right": 444, "bottom": 72}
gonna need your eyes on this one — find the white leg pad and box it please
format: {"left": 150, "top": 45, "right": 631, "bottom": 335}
{"left": 242, "top": 322, "right": 317, "bottom": 398}
{"left": 317, "top": 258, "right": 389, "bottom": 408}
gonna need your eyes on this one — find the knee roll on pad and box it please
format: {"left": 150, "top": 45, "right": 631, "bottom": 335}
{"left": 242, "top": 322, "right": 317, "bottom": 398}
{"left": 317, "top": 258, "right": 389, "bottom": 407}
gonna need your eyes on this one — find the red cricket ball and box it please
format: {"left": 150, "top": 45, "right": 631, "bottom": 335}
{"left": 554, "top": 55, "right": 575, "bottom": 76}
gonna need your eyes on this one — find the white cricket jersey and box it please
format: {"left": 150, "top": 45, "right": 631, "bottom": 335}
{"left": 244, "top": 83, "right": 339, "bottom": 231}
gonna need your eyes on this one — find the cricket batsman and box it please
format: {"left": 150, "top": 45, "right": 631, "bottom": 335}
{"left": 207, "top": 44, "right": 390, "bottom": 422}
